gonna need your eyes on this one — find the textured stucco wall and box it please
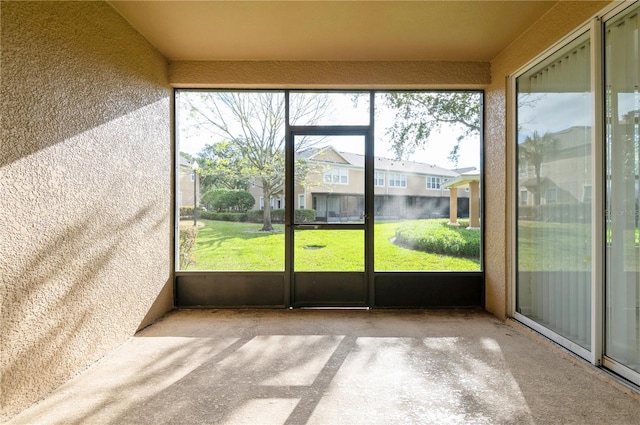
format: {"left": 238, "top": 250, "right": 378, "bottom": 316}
{"left": 0, "top": 1, "right": 172, "bottom": 420}
{"left": 484, "top": 1, "right": 612, "bottom": 319}
{"left": 170, "top": 60, "right": 491, "bottom": 89}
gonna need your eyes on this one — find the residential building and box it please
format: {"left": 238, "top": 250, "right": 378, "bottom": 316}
{"left": 288, "top": 146, "right": 471, "bottom": 221}
{"left": 177, "top": 156, "right": 200, "bottom": 209}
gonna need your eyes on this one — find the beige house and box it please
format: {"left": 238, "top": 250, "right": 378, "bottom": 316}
{"left": 290, "top": 146, "right": 471, "bottom": 221}
{"left": 177, "top": 156, "right": 200, "bottom": 209}
{"left": 249, "top": 146, "right": 472, "bottom": 221}
{"left": 518, "top": 126, "right": 592, "bottom": 208}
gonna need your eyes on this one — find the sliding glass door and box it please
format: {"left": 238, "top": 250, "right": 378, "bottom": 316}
{"left": 514, "top": 1, "right": 640, "bottom": 385}
{"left": 604, "top": 5, "right": 640, "bottom": 385}
{"left": 515, "top": 31, "right": 594, "bottom": 354}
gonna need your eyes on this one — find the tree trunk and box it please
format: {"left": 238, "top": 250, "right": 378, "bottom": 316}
{"left": 261, "top": 180, "right": 274, "bottom": 231}
{"left": 534, "top": 164, "right": 542, "bottom": 206}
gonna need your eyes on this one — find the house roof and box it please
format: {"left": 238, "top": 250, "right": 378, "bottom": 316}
{"left": 301, "top": 145, "right": 461, "bottom": 177}
{"left": 453, "top": 166, "right": 478, "bottom": 175}
{"left": 442, "top": 171, "right": 481, "bottom": 189}
{"left": 520, "top": 176, "right": 551, "bottom": 188}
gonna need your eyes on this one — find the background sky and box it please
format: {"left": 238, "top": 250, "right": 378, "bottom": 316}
{"left": 177, "top": 91, "right": 481, "bottom": 171}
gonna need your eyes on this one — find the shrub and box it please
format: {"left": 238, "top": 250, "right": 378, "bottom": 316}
{"left": 202, "top": 188, "right": 255, "bottom": 212}
{"left": 518, "top": 202, "right": 591, "bottom": 223}
{"left": 246, "top": 209, "right": 263, "bottom": 223}
{"left": 199, "top": 211, "right": 248, "bottom": 222}
{"left": 271, "top": 209, "right": 285, "bottom": 223}
{"left": 295, "top": 209, "right": 316, "bottom": 223}
{"left": 179, "top": 206, "right": 205, "bottom": 218}
{"left": 395, "top": 219, "right": 480, "bottom": 258}
{"left": 179, "top": 225, "right": 198, "bottom": 269}
{"left": 246, "top": 209, "right": 316, "bottom": 223}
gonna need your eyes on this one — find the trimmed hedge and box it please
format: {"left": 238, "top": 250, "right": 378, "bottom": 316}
{"left": 197, "top": 209, "right": 316, "bottom": 223}
{"left": 295, "top": 209, "right": 317, "bottom": 223}
{"left": 179, "top": 206, "right": 204, "bottom": 217}
{"left": 518, "top": 202, "right": 592, "bottom": 223}
{"left": 395, "top": 219, "right": 480, "bottom": 258}
{"left": 199, "top": 211, "right": 248, "bottom": 222}
{"left": 246, "top": 209, "right": 316, "bottom": 224}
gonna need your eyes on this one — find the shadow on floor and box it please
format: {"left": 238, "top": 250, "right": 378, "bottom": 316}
{"left": 7, "top": 309, "right": 640, "bottom": 425}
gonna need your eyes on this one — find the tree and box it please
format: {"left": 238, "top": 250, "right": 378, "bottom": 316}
{"left": 519, "top": 131, "right": 558, "bottom": 206}
{"left": 202, "top": 188, "right": 255, "bottom": 212}
{"left": 383, "top": 92, "right": 481, "bottom": 162}
{"left": 197, "top": 141, "right": 251, "bottom": 192}
{"left": 181, "top": 91, "right": 329, "bottom": 231}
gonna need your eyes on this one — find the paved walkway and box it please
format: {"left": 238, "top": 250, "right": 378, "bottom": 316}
{"left": 7, "top": 309, "right": 640, "bottom": 424}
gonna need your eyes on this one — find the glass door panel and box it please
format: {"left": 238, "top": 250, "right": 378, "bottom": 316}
{"left": 604, "top": 5, "right": 640, "bottom": 383}
{"left": 291, "top": 133, "right": 368, "bottom": 306}
{"left": 294, "top": 135, "right": 365, "bottom": 225}
{"left": 515, "top": 32, "right": 593, "bottom": 351}
{"left": 294, "top": 230, "right": 364, "bottom": 271}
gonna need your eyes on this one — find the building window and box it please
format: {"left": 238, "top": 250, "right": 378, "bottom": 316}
{"left": 324, "top": 167, "right": 349, "bottom": 184}
{"left": 374, "top": 171, "right": 385, "bottom": 187}
{"left": 260, "top": 196, "right": 278, "bottom": 209}
{"left": 426, "top": 176, "right": 441, "bottom": 189}
{"left": 388, "top": 173, "right": 406, "bottom": 188}
{"left": 520, "top": 189, "right": 528, "bottom": 206}
{"left": 298, "top": 194, "right": 305, "bottom": 209}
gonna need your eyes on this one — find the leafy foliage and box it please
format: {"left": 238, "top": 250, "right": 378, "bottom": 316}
{"left": 394, "top": 219, "right": 480, "bottom": 258}
{"left": 180, "top": 91, "right": 329, "bottom": 231}
{"left": 518, "top": 131, "right": 558, "bottom": 206}
{"left": 384, "top": 92, "right": 481, "bottom": 162}
{"left": 179, "top": 225, "right": 198, "bottom": 269}
{"left": 179, "top": 206, "right": 203, "bottom": 218}
{"left": 196, "top": 141, "right": 251, "bottom": 190}
{"left": 199, "top": 211, "right": 248, "bottom": 222}
{"left": 202, "top": 188, "right": 255, "bottom": 212}
{"left": 246, "top": 208, "right": 316, "bottom": 224}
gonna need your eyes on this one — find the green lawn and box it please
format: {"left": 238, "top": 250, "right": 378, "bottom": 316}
{"left": 517, "top": 221, "right": 592, "bottom": 271}
{"left": 518, "top": 221, "right": 640, "bottom": 271}
{"left": 182, "top": 219, "right": 481, "bottom": 271}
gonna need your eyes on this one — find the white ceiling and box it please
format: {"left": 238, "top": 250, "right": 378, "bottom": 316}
{"left": 109, "top": 1, "right": 557, "bottom": 62}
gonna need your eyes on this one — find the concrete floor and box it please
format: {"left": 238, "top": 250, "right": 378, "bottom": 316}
{"left": 7, "top": 309, "right": 640, "bottom": 425}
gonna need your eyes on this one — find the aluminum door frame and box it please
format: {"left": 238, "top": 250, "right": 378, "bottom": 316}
{"left": 286, "top": 114, "right": 375, "bottom": 307}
